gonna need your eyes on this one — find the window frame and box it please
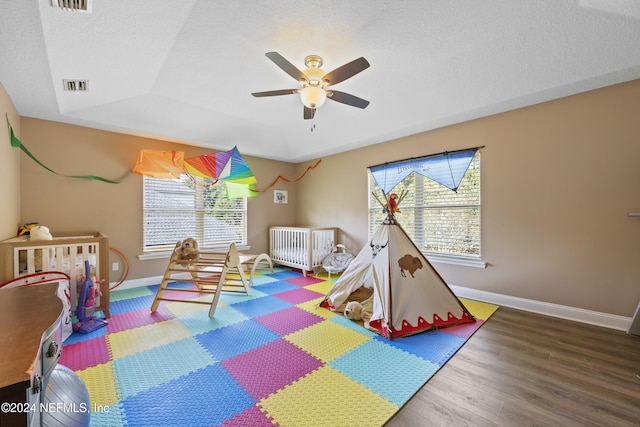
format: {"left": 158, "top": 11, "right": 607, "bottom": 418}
{"left": 142, "top": 175, "right": 248, "bottom": 254}
{"left": 368, "top": 152, "right": 485, "bottom": 268}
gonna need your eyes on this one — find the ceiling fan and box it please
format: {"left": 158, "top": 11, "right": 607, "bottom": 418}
{"left": 251, "top": 52, "right": 370, "bottom": 120}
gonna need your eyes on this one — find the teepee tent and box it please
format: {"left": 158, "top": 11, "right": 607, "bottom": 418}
{"left": 321, "top": 147, "right": 480, "bottom": 339}
{"left": 321, "top": 216, "right": 475, "bottom": 338}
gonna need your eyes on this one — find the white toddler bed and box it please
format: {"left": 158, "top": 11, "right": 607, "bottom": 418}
{"left": 269, "top": 226, "right": 337, "bottom": 275}
{"left": 0, "top": 232, "right": 110, "bottom": 317}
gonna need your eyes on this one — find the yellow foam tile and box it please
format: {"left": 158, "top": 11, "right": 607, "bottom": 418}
{"left": 259, "top": 365, "right": 397, "bottom": 427}
{"left": 296, "top": 298, "right": 336, "bottom": 319}
{"left": 304, "top": 280, "right": 334, "bottom": 295}
{"left": 164, "top": 295, "right": 223, "bottom": 317}
{"left": 108, "top": 318, "right": 192, "bottom": 359}
{"left": 285, "top": 320, "right": 370, "bottom": 363}
{"left": 76, "top": 361, "right": 119, "bottom": 407}
{"left": 459, "top": 298, "right": 499, "bottom": 321}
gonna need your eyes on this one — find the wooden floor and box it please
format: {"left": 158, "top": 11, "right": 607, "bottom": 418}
{"left": 386, "top": 306, "right": 640, "bottom": 427}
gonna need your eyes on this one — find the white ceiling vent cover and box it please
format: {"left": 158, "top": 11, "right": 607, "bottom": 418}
{"left": 50, "top": 0, "right": 92, "bottom": 13}
{"left": 63, "top": 80, "right": 89, "bottom": 91}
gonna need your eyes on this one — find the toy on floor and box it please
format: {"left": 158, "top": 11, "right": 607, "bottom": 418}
{"left": 73, "top": 260, "right": 108, "bottom": 334}
{"left": 344, "top": 301, "right": 364, "bottom": 320}
{"left": 42, "top": 364, "right": 91, "bottom": 427}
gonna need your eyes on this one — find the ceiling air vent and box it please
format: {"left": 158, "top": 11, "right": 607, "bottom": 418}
{"left": 63, "top": 80, "right": 89, "bottom": 92}
{"left": 50, "top": 0, "right": 92, "bottom": 13}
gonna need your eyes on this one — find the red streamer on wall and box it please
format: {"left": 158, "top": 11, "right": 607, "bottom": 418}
{"left": 251, "top": 159, "right": 322, "bottom": 193}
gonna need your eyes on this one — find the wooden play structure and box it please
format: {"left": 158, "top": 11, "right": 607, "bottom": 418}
{"left": 151, "top": 241, "right": 273, "bottom": 318}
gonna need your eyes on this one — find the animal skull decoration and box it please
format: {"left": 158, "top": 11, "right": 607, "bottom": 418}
{"left": 370, "top": 239, "right": 389, "bottom": 258}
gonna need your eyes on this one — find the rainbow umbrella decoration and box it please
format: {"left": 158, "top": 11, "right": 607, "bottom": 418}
{"left": 132, "top": 146, "right": 257, "bottom": 198}
{"left": 184, "top": 146, "right": 257, "bottom": 198}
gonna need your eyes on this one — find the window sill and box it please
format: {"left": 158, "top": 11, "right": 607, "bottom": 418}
{"left": 138, "top": 244, "right": 251, "bottom": 261}
{"left": 425, "top": 253, "right": 486, "bottom": 269}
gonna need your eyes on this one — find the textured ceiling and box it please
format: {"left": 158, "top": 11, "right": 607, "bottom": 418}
{"left": 1, "top": 1, "right": 639, "bottom": 162}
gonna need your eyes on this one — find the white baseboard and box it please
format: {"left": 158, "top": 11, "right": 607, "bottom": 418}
{"left": 450, "top": 285, "right": 633, "bottom": 332}
{"left": 110, "top": 277, "right": 633, "bottom": 332}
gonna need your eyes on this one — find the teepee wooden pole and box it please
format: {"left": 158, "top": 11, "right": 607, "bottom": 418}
{"left": 372, "top": 191, "right": 386, "bottom": 209}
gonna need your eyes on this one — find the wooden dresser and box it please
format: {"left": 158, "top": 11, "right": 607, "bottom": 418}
{"left": 0, "top": 283, "right": 64, "bottom": 426}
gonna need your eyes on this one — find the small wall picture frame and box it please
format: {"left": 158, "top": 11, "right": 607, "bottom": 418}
{"left": 274, "top": 190, "right": 288, "bottom": 204}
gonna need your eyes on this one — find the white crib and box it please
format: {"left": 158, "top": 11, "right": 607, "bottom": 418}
{"left": 0, "top": 232, "right": 110, "bottom": 317}
{"left": 269, "top": 226, "right": 337, "bottom": 275}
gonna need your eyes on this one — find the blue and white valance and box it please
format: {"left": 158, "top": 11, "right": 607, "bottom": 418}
{"left": 368, "top": 147, "right": 480, "bottom": 194}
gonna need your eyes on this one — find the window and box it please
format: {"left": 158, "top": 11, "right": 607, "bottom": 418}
{"left": 368, "top": 152, "right": 481, "bottom": 260}
{"left": 143, "top": 175, "right": 247, "bottom": 251}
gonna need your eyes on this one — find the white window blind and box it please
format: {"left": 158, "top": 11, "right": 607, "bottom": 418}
{"left": 368, "top": 152, "right": 481, "bottom": 258}
{"left": 143, "top": 175, "right": 247, "bottom": 251}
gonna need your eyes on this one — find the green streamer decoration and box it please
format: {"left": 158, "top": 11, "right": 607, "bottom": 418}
{"left": 6, "top": 114, "right": 129, "bottom": 184}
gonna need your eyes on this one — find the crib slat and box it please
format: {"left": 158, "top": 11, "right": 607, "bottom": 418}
{"left": 26, "top": 250, "right": 35, "bottom": 275}
{"left": 269, "top": 226, "right": 337, "bottom": 274}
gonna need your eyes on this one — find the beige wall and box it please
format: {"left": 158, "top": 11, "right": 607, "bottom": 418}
{"left": 6, "top": 80, "right": 640, "bottom": 318}
{"left": 0, "top": 82, "right": 21, "bottom": 240}
{"left": 296, "top": 79, "right": 640, "bottom": 317}
{"left": 18, "top": 118, "right": 297, "bottom": 281}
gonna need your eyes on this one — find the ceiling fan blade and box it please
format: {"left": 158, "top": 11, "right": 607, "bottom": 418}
{"left": 322, "top": 57, "right": 370, "bottom": 86}
{"left": 304, "top": 106, "right": 315, "bottom": 120}
{"left": 326, "top": 90, "right": 370, "bottom": 109}
{"left": 265, "top": 52, "right": 308, "bottom": 83}
{"left": 251, "top": 89, "right": 298, "bottom": 97}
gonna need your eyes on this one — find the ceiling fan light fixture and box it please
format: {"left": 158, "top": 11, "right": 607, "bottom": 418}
{"left": 300, "top": 86, "right": 326, "bottom": 109}
{"left": 253, "top": 52, "right": 370, "bottom": 118}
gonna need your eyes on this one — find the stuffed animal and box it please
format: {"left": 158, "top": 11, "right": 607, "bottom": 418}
{"left": 344, "top": 301, "right": 364, "bottom": 320}
{"left": 385, "top": 193, "right": 401, "bottom": 213}
{"left": 30, "top": 225, "right": 54, "bottom": 242}
{"left": 18, "top": 225, "right": 54, "bottom": 272}
{"left": 17, "top": 222, "right": 38, "bottom": 236}
{"left": 174, "top": 238, "right": 200, "bottom": 266}
{"left": 344, "top": 294, "right": 374, "bottom": 324}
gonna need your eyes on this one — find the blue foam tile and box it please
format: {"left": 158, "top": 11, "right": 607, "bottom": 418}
{"left": 267, "top": 270, "right": 302, "bottom": 280}
{"left": 378, "top": 330, "right": 467, "bottom": 365}
{"left": 109, "top": 294, "right": 156, "bottom": 316}
{"left": 86, "top": 402, "right": 126, "bottom": 427}
{"left": 120, "top": 363, "right": 254, "bottom": 426}
{"left": 329, "top": 315, "right": 378, "bottom": 338}
{"left": 250, "top": 274, "right": 279, "bottom": 286}
{"left": 195, "top": 319, "right": 281, "bottom": 361}
{"left": 218, "top": 287, "right": 268, "bottom": 305}
{"left": 330, "top": 339, "right": 440, "bottom": 406}
{"left": 250, "top": 280, "right": 299, "bottom": 295}
{"left": 63, "top": 324, "right": 108, "bottom": 345}
{"left": 114, "top": 337, "right": 216, "bottom": 399}
{"left": 230, "top": 294, "right": 293, "bottom": 318}
{"left": 177, "top": 305, "right": 249, "bottom": 336}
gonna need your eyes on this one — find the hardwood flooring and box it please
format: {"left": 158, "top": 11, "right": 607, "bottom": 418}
{"left": 386, "top": 306, "right": 640, "bottom": 426}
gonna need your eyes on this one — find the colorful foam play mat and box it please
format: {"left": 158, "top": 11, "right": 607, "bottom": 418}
{"left": 60, "top": 267, "right": 498, "bottom": 426}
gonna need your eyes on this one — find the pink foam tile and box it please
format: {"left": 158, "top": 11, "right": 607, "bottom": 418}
{"left": 442, "top": 319, "right": 484, "bottom": 339}
{"left": 162, "top": 288, "right": 206, "bottom": 300}
{"left": 218, "top": 406, "right": 279, "bottom": 427}
{"left": 274, "top": 287, "right": 324, "bottom": 304}
{"left": 106, "top": 305, "right": 175, "bottom": 334}
{"left": 222, "top": 339, "right": 323, "bottom": 401}
{"left": 255, "top": 306, "right": 324, "bottom": 336}
{"left": 60, "top": 336, "right": 110, "bottom": 371}
{"left": 285, "top": 276, "right": 325, "bottom": 286}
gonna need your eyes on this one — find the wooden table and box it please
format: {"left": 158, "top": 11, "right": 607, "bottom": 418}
{"left": 0, "top": 283, "right": 63, "bottom": 426}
